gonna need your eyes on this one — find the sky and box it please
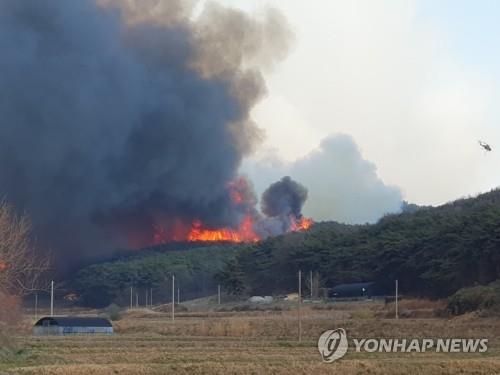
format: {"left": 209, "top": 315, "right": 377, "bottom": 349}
{"left": 196, "top": 0, "right": 500, "bottom": 222}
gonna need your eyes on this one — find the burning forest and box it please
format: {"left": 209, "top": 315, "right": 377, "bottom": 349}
{"left": 150, "top": 176, "right": 314, "bottom": 246}
{"left": 0, "top": 0, "right": 309, "bottom": 269}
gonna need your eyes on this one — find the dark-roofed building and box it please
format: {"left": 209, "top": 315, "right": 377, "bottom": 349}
{"left": 33, "top": 317, "right": 113, "bottom": 335}
{"left": 329, "top": 282, "right": 377, "bottom": 299}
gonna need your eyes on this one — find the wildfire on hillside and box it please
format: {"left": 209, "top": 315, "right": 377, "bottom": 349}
{"left": 187, "top": 216, "right": 259, "bottom": 243}
{"left": 150, "top": 176, "right": 314, "bottom": 245}
{"left": 152, "top": 214, "right": 313, "bottom": 245}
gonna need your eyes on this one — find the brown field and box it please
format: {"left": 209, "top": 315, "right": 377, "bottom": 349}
{"left": 2, "top": 299, "right": 500, "bottom": 374}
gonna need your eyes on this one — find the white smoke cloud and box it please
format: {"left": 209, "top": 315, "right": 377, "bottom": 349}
{"left": 223, "top": 0, "right": 500, "bottom": 206}
{"left": 242, "top": 134, "right": 403, "bottom": 224}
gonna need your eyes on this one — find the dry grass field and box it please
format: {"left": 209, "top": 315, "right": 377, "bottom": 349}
{"left": 2, "top": 299, "right": 500, "bottom": 374}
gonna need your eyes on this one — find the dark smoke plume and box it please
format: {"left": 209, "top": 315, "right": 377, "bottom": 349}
{"left": 261, "top": 176, "right": 308, "bottom": 217}
{"left": 252, "top": 176, "right": 309, "bottom": 238}
{"left": 0, "top": 0, "right": 291, "bottom": 266}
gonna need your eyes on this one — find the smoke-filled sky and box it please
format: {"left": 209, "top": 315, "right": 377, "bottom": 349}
{"left": 2, "top": 0, "right": 500, "bottom": 264}
{"left": 209, "top": 0, "right": 500, "bottom": 216}
{"left": 0, "top": 0, "right": 295, "bottom": 263}
{"left": 243, "top": 135, "right": 402, "bottom": 223}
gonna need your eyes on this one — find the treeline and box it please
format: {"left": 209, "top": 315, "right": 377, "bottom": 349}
{"left": 74, "top": 244, "right": 239, "bottom": 307}
{"left": 218, "top": 189, "right": 500, "bottom": 298}
{"left": 73, "top": 189, "right": 500, "bottom": 306}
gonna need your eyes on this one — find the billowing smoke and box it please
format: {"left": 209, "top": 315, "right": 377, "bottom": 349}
{"left": 292, "top": 135, "right": 403, "bottom": 223}
{"left": 250, "top": 176, "right": 310, "bottom": 238}
{"left": 243, "top": 134, "right": 403, "bottom": 224}
{"left": 0, "top": 0, "right": 292, "bottom": 266}
{"left": 261, "top": 176, "right": 307, "bottom": 217}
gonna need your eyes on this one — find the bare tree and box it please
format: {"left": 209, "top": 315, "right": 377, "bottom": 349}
{"left": 0, "top": 201, "right": 51, "bottom": 296}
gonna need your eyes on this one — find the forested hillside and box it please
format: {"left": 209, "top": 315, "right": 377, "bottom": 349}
{"left": 74, "top": 244, "right": 240, "bottom": 307}
{"left": 218, "top": 189, "right": 500, "bottom": 297}
{"left": 73, "top": 189, "right": 500, "bottom": 306}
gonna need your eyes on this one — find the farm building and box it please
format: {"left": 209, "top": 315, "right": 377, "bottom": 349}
{"left": 33, "top": 317, "right": 113, "bottom": 335}
{"left": 329, "top": 282, "right": 377, "bottom": 298}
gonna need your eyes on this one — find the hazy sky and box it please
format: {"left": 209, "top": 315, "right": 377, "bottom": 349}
{"left": 200, "top": 0, "right": 500, "bottom": 210}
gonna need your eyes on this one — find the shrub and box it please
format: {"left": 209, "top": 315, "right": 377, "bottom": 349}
{"left": 448, "top": 283, "right": 500, "bottom": 315}
{"left": 104, "top": 303, "right": 123, "bottom": 321}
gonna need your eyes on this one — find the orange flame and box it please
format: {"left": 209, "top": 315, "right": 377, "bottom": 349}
{"left": 152, "top": 215, "right": 314, "bottom": 244}
{"left": 290, "top": 216, "right": 314, "bottom": 232}
{"left": 149, "top": 177, "right": 314, "bottom": 245}
{"left": 185, "top": 215, "right": 313, "bottom": 243}
{"left": 187, "top": 215, "right": 259, "bottom": 243}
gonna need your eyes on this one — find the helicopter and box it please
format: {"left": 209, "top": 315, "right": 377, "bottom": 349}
{"left": 479, "top": 140, "right": 492, "bottom": 152}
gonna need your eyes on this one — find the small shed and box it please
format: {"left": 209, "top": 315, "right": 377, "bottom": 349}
{"left": 330, "top": 282, "right": 376, "bottom": 298}
{"left": 33, "top": 317, "right": 113, "bottom": 335}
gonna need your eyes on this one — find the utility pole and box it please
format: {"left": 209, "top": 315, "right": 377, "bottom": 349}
{"left": 150, "top": 288, "right": 153, "bottom": 308}
{"left": 395, "top": 279, "right": 399, "bottom": 319}
{"left": 172, "top": 274, "right": 175, "bottom": 322}
{"left": 145, "top": 290, "right": 148, "bottom": 308}
{"left": 218, "top": 284, "right": 221, "bottom": 305}
{"left": 177, "top": 287, "right": 180, "bottom": 305}
{"left": 50, "top": 280, "right": 54, "bottom": 317}
{"left": 136, "top": 293, "right": 138, "bottom": 308}
{"left": 130, "top": 286, "right": 133, "bottom": 309}
{"left": 310, "top": 270, "right": 313, "bottom": 299}
{"left": 34, "top": 293, "right": 38, "bottom": 321}
{"left": 298, "top": 270, "right": 302, "bottom": 343}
